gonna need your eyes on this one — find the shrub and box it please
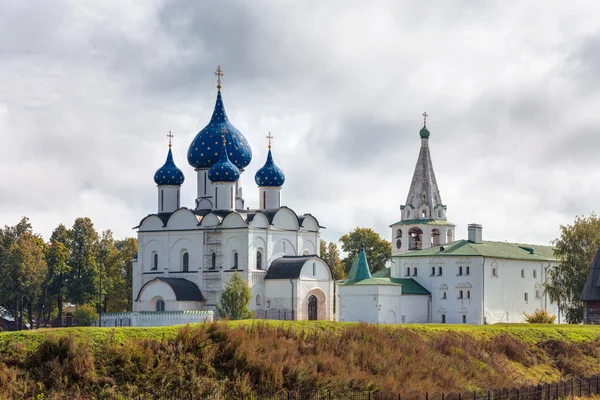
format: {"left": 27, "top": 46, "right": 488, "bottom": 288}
{"left": 216, "top": 273, "right": 252, "bottom": 320}
{"left": 74, "top": 304, "right": 98, "bottom": 327}
{"left": 523, "top": 308, "right": 557, "bottom": 324}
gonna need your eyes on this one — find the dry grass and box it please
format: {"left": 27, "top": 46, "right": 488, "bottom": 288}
{"left": 0, "top": 322, "right": 600, "bottom": 399}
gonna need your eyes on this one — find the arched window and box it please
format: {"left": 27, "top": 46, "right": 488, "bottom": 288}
{"left": 160, "top": 190, "right": 164, "bottom": 211}
{"left": 442, "top": 292, "right": 447, "bottom": 299}
{"left": 533, "top": 270, "right": 537, "bottom": 279}
{"left": 155, "top": 299, "right": 165, "bottom": 312}
{"left": 466, "top": 266, "right": 470, "bottom": 275}
{"left": 431, "top": 267, "right": 435, "bottom": 276}
{"left": 413, "top": 267, "right": 417, "bottom": 276}
{"left": 408, "top": 227, "right": 424, "bottom": 250}
{"left": 459, "top": 290, "right": 463, "bottom": 299}
{"left": 438, "top": 209, "right": 442, "bottom": 218}
{"left": 256, "top": 251, "right": 263, "bottom": 270}
{"left": 431, "top": 229, "right": 440, "bottom": 246}
{"left": 211, "top": 252, "right": 216, "bottom": 269}
{"left": 438, "top": 266, "right": 443, "bottom": 276}
{"left": 233, "top": 252, "right": 239, "bottom": 269}
{"left": 521, "top": 269, "right": 525, "bottom": 278}
{"left": 467, "top": 290, "right": 471, "bottom": 299}
{"left": 458, "top": 266, "right": 463, "bottom": 276}
{"left": 441, "top": 314, "right": 446, "bottom": 323}
{"left": 256, "top": 295, "right": 261, "bottom": 306}
{"left": 182, "top": 252, "right": 189, "bottom": 272}
{"left": 152, "top": 253, "right": 158, "bottom": 270}
{"left": 446, "top": 230, "right": 453, "bottom": 243}
{"left": 313, "top": 262, "right": 316, "bottom": 276}
{"left": 524, "top": 293, "right": 528, "bottom": 302}
{"left": 422, "top": 210, "right": 427, "bottom": 218}
{"left": 462, "top": 315, "right": 466, "bottom": 324}
{"left": 396, "top": 229, "right": 403, "bottom": 238}
{"left": 405, "top": 267, "right": 410, "bottom": 276}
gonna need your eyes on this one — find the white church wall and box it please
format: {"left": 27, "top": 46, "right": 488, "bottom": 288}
{"left": 264, "top": 279, "right": 296, "bottom": 314}
{"left": 399, "top": 295, "right": 429, "bottom": 323}
{"left": 135, "top": 279, "right": 202, "bottom": 312}
{"left": 393, "top": 255, "right": 485, "bottom": 324}
{"left": 249, "top": 213, "right": 269, "bottom": 228}
{"left": 272, "top": 209, "right": 299, "bottom": 230}
{"left": 300, "top": 216, "right": 319, "bottom": 232}
{"left": 483, "top": 259, "right": 558, "bottom": 324}
{"left": 337, "top": 285, "right": 389, "bottom": 323}
{"left": 222, "top": 212, "right": 246, "bottom": 228}
{"left": 169, "top": 237, "right": 197, "bottom": 272}
{"left": 157, "top": 186, "right": 180, "bottom": 213}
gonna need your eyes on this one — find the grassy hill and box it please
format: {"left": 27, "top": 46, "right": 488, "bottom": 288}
{"left": 1, "top": 321, "right": 600, "bottom": 399}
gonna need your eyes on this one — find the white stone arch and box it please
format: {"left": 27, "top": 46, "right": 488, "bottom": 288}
{"left": 306, "top": 287, "right": 328, "bottom": 320}
{"left": 300, "top": 215, "right": 320, "bottom": 232}
{"left": 273, "top": 238, "right": 296, "bottom": 256}
{"left": 446, "top": 228, "right": 453, "bottom": 243}
{"left": 431, "top": 228, "right": 441, "bottom": 246}
{"left": 419, "top": 204, "right": 431, "bottom": 218}
{"left": 144, "top": 240, "right": 164, "bottom": 271}
{"left": 272, "top": 208, "right": 300, "bottom": 230}
{"left": 170, "top": 238, "right": 195, "bottom": 271}
{"left": 249, "top": 213, "right": 269, "bottom": 228}
{"left": 200, "top": 213, "right": 221, "bottom": 227}
{"left": 222, "top": 212, "right": 246, "bottom": 228}
{"left": 139, "top": 215, "right": 165, "bottom": 231}
{"left": 166, "top": 208, "right": 199, "bottom": 230}
{"left": 302, "top": 239, "right": 316, "bottom": 255}
{"left": 224, "top": 236, "right": 242, "bottom": 270}
{"left": 385, "top": 310, "right": 397, "bottom": 324}
{"left": 252, "top": 237, "right": 266, "bottom": 271}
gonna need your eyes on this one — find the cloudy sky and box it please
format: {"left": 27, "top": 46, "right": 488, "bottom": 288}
{"left": 1, "top": 0, "right": 599, "bottom": 246}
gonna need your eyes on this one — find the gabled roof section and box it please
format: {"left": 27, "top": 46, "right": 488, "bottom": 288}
{"left": 136, "top": 278, "right": 204, "bottom": 302}
{"left": 341, "top": 276, "right": 430, "bottom": 295}
{"left": 372, "top": 267, "right": 391, "bottom": 278}
{"left": 395, "top": 239, "right": 556, "bottom": 262}
{"left": 582, "top": 248, "right": 600, "bottom": 301}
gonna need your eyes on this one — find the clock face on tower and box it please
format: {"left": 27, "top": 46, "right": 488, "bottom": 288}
{"left": 396, "top": 239, "right": 402, "bottom": 249}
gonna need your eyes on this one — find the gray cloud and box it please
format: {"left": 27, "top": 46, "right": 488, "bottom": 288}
{"left": 0, "top": 0, "right": 597, "bottom": 248}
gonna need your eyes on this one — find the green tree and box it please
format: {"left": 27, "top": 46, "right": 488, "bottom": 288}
{"left": 546, "top": 213, "right": 600, "bottom": 323}
{"left": 339, "top": 228, "right": 391, "bottom": 275}
{"left": 216, "top": 273, "right": 252, "bottom": 320}
{"left": 114, "top": 238, "right": 137, "bottom": 311}
{"left": 44, "top": 239, "right": 71, "bottom": 327}
{"left": 67, "top": 218, "right": 100, "bottom": 306}
{"left": 319, "top": 240, "right": 346, "bottom": 280}
{"left": 74, "top": 304, "right": 98, "bottom": 327}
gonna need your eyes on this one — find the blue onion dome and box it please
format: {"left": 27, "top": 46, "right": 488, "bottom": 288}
{"left": 187, "top": 90, "right": 252, "bottom": 170}
{"left": 208, "top": 138, "right": 240, "bottom": 183}
{"left": 154, "top": 147, "right": 185, "bottom": 186}
{"left": 255, "top": 149, "right": 285, "bottom": 187}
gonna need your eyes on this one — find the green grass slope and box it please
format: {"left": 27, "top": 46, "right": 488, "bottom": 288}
{"left": 1, "top": 321, "right": 600, "bottom": 399}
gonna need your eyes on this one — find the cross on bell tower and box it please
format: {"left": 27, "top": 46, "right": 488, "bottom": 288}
{"left": 266, "top": 132, "right": 273, "bottom": 150}
{"left": 422, "top": 112, "right": 428, "bottom": 126}
{"left": 167, "top": 131, "right": 174, "bottom": 148}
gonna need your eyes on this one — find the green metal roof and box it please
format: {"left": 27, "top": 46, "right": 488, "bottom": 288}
{"left": 354, "top": 249, "right": 372, "bottom": 281}
{"left": 347, "top": 255, "right": 359, "bottom": 281}
{"left": 372, "top": 268, "right": 391, "bottom": 278}
{"left": 342, "top": 276, "right": 430, "bottom": 295}
{"left": 390, "top": 219, "right": 456, "bottom": 227}
{"left": 395, "top": 240, "right": 556, "bottom": 262}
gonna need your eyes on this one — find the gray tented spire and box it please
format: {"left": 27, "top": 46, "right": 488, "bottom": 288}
{"left": 401, "top": 114, "right": 446, "bottom": 221}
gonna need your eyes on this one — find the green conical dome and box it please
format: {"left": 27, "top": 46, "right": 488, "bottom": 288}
{"left": 420, "top": 124, "right": 430, "bottom": 139}
{"left": 347, "top": 255, "right": 359, "bottom": 281}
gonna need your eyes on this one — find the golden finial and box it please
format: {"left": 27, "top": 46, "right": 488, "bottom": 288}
{"left": 167, "top": 131, "right": 174, "bottom": 148}
{"left": 422, "top": 112, "right": 428, "bottom": 125}
{"left": 214, "top": 65, "right": 224, "bottom": 90}
{"left": 266, "top": 132, "right": 273, "bottom": 150}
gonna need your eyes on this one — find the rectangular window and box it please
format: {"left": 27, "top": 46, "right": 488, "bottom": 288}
{"left": 441, "top": 314, "right": 446, "bottom": 323}
{"left": 458, "top": 266, "right": 463, "bottom": 276}
{"left": 466, "top": 266, "right": 470, "bottom": 275}
{"left": 442, "top": 292, "right": 447, "bottom": 299}
{"left": 467, "top": 290, "right": 471, "bottom": 299}
{"left": 204, "top": 173, "right": 207, "bottom": 194}
{"left": 215, "top": 187, "right": 218, "bottom": 208}
{"left": 533, "top": 270, "right": 537, "bottom": 279}
{"left": 458, "top": 290, "right": 463, "bottom": 299}
{"left": 524, "top": 292, "right": 528, "bottom": 302}
{"left": 233, "top": 252, "right": 238, "bottom": 269}
{"left": 413, "top": 267, "right": 417, "bottom": 276}
{"left": 535, "top": 290, "right": 541, "bottom": 299}
{"left": 313, "top": 262, "right": 316, "bottom": 276}
{"left": 231, "top": 187, "right": 233, "bottom": 209}
{"left": 521, "top": 269, "right": 525, "bottom": 278}
{"left": 438, "top": 266, "right": 443, "bottom": 276}
{"left": 161, "top": 190, "right": 164, "bottom": 211}
{"left": 405, "top": 267, "right": 410, "bottom": 277}
{"left": 492, "top": 267, "right": 498, "bottom": 277}
{"left": 431, "top": 267, "right": 435, "bottom": 276}
{"left": 278, "top": 191, "right": 281, "bottom": 207}
{"left": 177, "top": 190, "right": 180, "bottom": 208}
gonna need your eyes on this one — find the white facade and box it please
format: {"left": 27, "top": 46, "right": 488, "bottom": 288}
{"left": 131, "top": 75, "right": 333, "bottom": 325}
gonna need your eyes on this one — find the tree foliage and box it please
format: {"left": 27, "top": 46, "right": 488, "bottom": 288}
{"left": 339, "top": 227, "right": 391, "bottom": 274}
{"left": 523, "top": 308, "right": 556, "bottom": 324}
{"left": 546, "top": 213, "right": 600, "bottom": 324}
{"left": 320, "top": 240, "right": 346, "bottom": 280}
{"left": 74, "top": 304, "right": 99, "bottom": 327}
{"left": 216, "top": 273, "right": 252, "bottom": 320}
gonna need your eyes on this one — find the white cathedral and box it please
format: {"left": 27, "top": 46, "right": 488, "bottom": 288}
{"left": 100, "top": 69, "right": 559, "bottom": 327}
{"left": 337, "top": 116, "right": 560, "bottom": 325}
{"left": 101, "top": 68, "right": 334, "bottom": 327}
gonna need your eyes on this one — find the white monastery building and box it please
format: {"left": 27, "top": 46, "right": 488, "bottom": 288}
{"left": 337, "top": 114, "right": 559, "bottom": 325}
{"left": 101, "top": 67, "right": 333, "bottom": 327}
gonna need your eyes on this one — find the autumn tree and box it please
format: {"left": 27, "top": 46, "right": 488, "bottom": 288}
{"left": 42, "top": 239, "right": 70, "bottom": 327}
{"left": 319, "top": 240, "right": 346, "bottom": 280}
{"left": 216, "top": 273, "right": 252, "bottom": 320}
{"left": 339, "top": 227, "right": 391, "bottom": 275}
{"left": 546, "top": 213, "right": 600, "bottom": 323}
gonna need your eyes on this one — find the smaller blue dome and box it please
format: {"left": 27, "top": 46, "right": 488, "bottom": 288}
{"left": 154, "top": 148, "right": 185, "bottom": 186}
{"left": 255, "top": 149, "right": 285, "bottom": 187}
{"left": 208, "top": 139, "right": 240, "bottom": 183}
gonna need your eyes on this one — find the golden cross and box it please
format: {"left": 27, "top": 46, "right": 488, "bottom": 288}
{"left": 167, "top": 131, "right": 174, "bottom": 148}
{"left": 266, "top": 132, "right": 273, "bottom": 149}
{"left": 422, "top": 112, "right": 428, "bottom": 125}
{"left": 214, "top": 66, "right": 224, "bottom": 89}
